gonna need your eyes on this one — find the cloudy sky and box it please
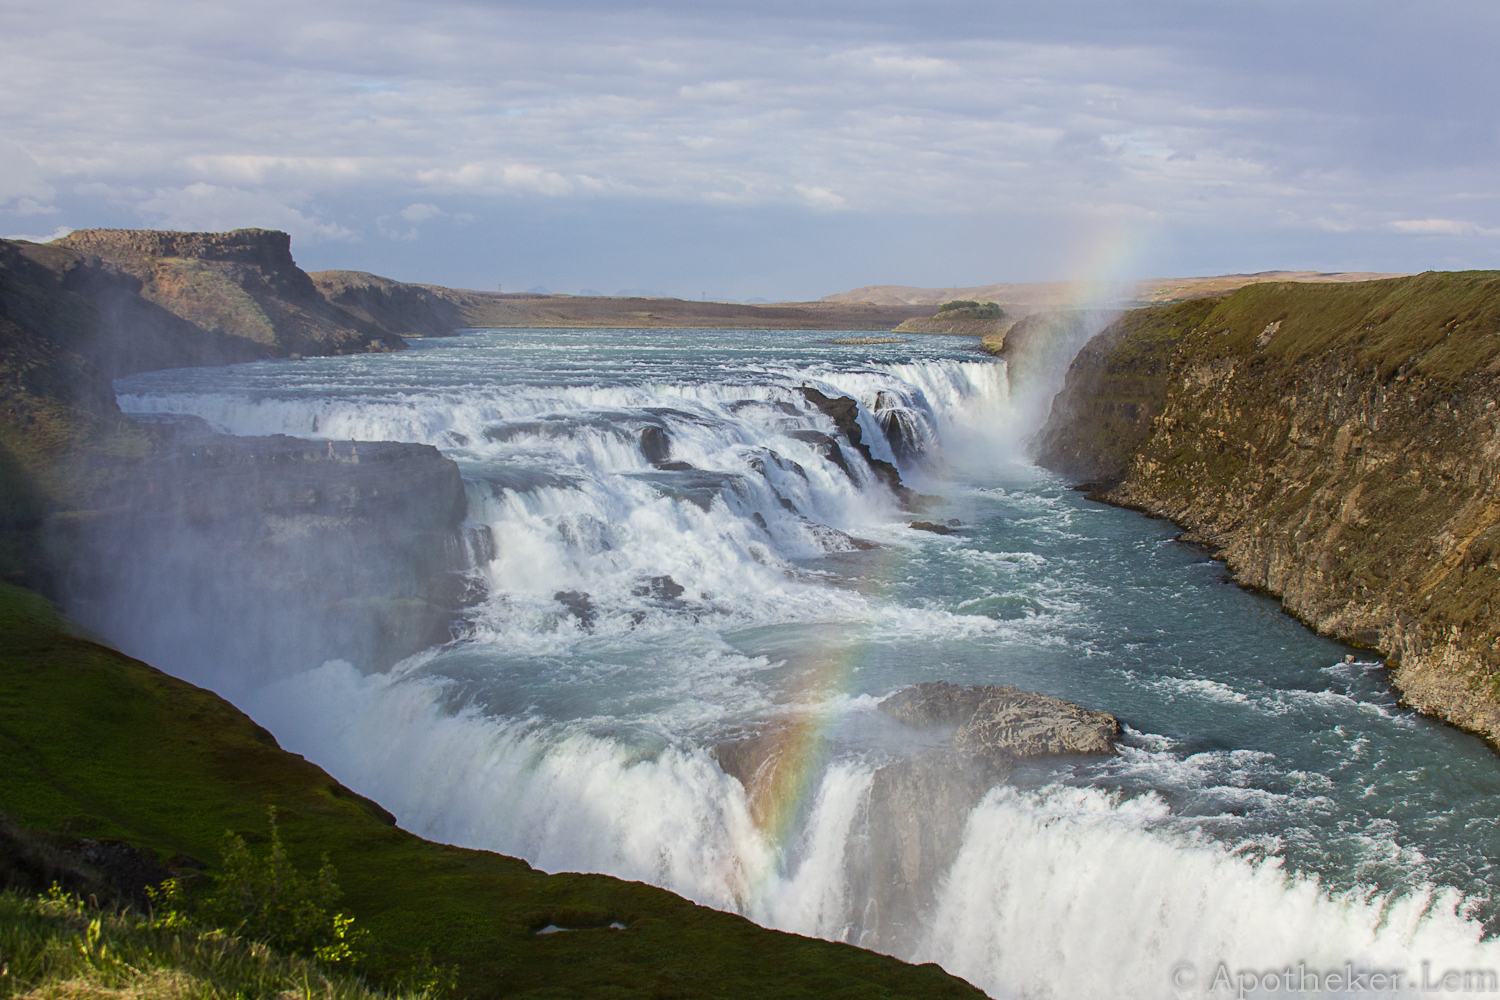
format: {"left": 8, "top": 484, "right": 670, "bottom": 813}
{"left": 2, "top": 0, "right": 1496, "bottom": 299}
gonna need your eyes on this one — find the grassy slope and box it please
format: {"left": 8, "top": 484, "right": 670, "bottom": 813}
{"left": 1176, "top": 270, "right": 1500, "bottom": 382}
{"left": 1035, "top": 270, "right": 1500, "bottom": 483}
{"left": 0, "top": 583, "right": 982, "bottom": 1000}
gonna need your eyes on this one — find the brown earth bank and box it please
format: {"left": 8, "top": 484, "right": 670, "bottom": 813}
{"left": 892, "top": 314, "right": 1010, "bottom": 337}
{"left": 1032, "top": 270, "right": 1500, "bottom": 748}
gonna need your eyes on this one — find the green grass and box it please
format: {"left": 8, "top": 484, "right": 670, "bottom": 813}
{"left": 0, "top": 583, "right": 982, "bottom": 1000}
{"left": 0, "top": 889, "right": 426, "bottom": 1000}
{"left": 1178, "top": 270, "right": 1500, "bottom": 382}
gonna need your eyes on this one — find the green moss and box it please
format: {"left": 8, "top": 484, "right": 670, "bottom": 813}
{"left": 0, "top": 583, "right": 981, "bottom": 1000}
{"left": 149, "top": 258, "right": 279, "bottom": 346}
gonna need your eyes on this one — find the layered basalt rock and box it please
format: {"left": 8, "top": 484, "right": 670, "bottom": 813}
{"left": 1035, "top": 271, "right": 1500, "bottom": 748}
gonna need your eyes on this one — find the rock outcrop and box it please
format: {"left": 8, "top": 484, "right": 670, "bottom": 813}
{"left": 709, "top": 682, "right": 1117, "bottom": 953}
{"left": 1035, "top": 271, "right": 1500, "bottom": 747}
{"left": 3, "top": 234, "right": 480, "bottom": 672}
{"left": 855, "top": 682, "right": 1117, "bottom": 951}
{"left": 880, "top": 680, "right": 1120, "bottom": 761}
{"left": 53, "top": 229, "right": 405, "bottom": 357}
{"left": 1, "top": 239, "right": 267, "bottom": 383}
{"left": 799, "top": 386, "right": 926, "bottom": 509}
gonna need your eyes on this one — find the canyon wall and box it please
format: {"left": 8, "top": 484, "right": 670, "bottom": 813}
{"left": 1035, "top": 271, "right": 1500, "bottom": 746}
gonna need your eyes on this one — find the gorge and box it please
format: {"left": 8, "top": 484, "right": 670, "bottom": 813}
{"left": 6, "top": 229, "right": 1500, "bottom": 999}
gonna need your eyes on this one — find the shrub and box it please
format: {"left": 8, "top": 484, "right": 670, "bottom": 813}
{"left": 936, "top": 300, "right": 1002, "bottom": 319}
{"left": 150, "top": 808, "right": 365, "bottom": 965}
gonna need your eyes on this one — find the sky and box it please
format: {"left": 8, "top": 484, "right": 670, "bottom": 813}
{"left": 2, "top": 0, "right": 1497, "bottom": 300}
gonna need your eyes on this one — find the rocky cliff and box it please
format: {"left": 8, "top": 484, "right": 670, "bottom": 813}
{"left": 53, "top": 229, "right": 406, "bottom": 357}
{"left": 1035, "top": 271, "right": 1500, "bottom": 746}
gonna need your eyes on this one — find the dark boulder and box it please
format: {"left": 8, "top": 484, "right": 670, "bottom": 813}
{"left": 640, "top": 426, "right": 672, "bottom": 465}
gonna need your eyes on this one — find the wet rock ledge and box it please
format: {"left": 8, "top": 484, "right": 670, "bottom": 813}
{"left": 880, "top": 680, "right": 1119, "bottom": 763}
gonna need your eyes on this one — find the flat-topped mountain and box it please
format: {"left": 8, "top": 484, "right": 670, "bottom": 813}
{"left": 53, "top": 228, "right": 406, "bottom": 357}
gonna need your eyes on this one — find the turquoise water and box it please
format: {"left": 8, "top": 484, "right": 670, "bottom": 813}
{"left": 117, "top": 329, "right": 1500, "bottom": 998}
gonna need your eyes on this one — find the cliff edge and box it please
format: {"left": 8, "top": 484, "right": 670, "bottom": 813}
{"left": 1034, "top": 271, "right": 1500, "bottom": 747}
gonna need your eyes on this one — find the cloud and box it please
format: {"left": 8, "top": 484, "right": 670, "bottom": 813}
{"left": 1389, "top": 218, "right": 1496, "bottom": 237}
{"left": 6, "top": 225, "right": 74, "bottom": 243}
{"left": 796, "top": 185, "right": 846, "bottom": 210}
{"left": 1, "top": 0, "right": 1498, "bottom": 291}
{"left": 399, "top": 203, "right": 445, "bottom": 222}
{"left": 0, "top": 139, "right": 55, "bottom": 213}
{"left": 137, "top": 184, "right": 355, "bottom": 242}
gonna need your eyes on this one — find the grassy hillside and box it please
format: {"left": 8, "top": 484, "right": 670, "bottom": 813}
{"left": 0, "top": 582, "right": 982, "bottom": 1000}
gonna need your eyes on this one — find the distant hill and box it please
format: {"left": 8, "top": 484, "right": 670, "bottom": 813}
{"left": 824, "top": 271, "right": 1410, "bottom": 311}
{"left": 309, "top": 273, "right": 933, "bottom": 332}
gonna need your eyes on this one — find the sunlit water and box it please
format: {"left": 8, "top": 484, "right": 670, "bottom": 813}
{"left": 116, "top": 329, "right": 1500, "bottom": 999}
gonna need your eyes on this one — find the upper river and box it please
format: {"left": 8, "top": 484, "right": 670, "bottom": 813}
{"left": 116, "top": 328, "right": 1500, "bottom": 999}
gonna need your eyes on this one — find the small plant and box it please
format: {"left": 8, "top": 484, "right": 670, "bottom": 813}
{"left": 151, "top": 807, "right": 366, "bottom": 964}
{"left": 1, "top": 887, "right": 424, "bottom": 1000}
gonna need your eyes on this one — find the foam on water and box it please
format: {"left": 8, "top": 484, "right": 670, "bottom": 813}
{"left": 247, "top": 660, "right": 1500, "bottom": 999}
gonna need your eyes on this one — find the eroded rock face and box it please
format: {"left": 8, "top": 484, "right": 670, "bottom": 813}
{"left": 1033, "top": 272, "right": 1500, "bottom": 748}
{"left": 712, "top": 682, "right": 1119, "bottom": 954}
{"left": 851, "top": 681, "right": 1119, "bottom": 951}
{"left": 309, "top": 270, "right": 464, "bottom": 340}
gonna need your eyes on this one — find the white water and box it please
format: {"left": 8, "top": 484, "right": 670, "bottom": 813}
{"left": 116, "top": 330, "right": 1500, "bottom": 999}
